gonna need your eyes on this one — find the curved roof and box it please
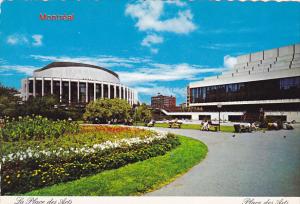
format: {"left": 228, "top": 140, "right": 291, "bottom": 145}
{"left": 35, "top": 62, "right": 119, "bottom": 79}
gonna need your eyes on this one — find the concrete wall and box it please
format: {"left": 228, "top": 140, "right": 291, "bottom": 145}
{"left": 250, "top": 51, "right": 263, "bottom": 62}
{"left": 264, "top": 48, "right": 278, "bottom": 59}
{"left": 191, "top": 112, "right": 243, "bottom": 121}
{"left": 34, "top": 66, "right": 120, "bottom": 83}
{"left": 278, "top": 45, "right": 294, "bottom": 57}
{"left": 189, "top": 43, "right": 300, "bottom": 88}
{"left": 265, "top": 111, "right": 300, "bottom": 122}
{"left": 162, "top": 110, "right": 300, "bottom": 122}
{"left": 236, "top": 54, "right": 250, "bottom": 64}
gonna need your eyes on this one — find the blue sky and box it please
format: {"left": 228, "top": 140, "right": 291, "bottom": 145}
{"left": 0, "top": 0, "right": 300, "bottom": 104}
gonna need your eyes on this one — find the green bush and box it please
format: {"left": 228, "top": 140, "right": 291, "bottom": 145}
{"left": 83, "top": 98, "right": 131, "bottom": 122}
{"left": 0, "top": 115, "right": 79, "bottom": 142}
{"left": 1, "top": 134, "right": 179, "bottom": 195}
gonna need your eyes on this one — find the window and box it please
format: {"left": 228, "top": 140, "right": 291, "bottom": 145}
{"left": 190, "top": 76, "right": 300, "bottom": 103}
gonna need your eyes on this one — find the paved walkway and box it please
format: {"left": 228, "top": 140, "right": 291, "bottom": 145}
{"left": 148, "top": 126, "right": 300, "bottom": 196}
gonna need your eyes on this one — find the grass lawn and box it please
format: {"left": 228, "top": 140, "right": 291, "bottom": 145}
{"left": 25, "top": 136, "right": 208, "bottom": 196}
{"left": 135, "top": 122, "right": 235, "bottom": 133}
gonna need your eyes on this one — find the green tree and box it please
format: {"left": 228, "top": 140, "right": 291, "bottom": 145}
{"left": 0, "top": 83, "right": 83, "bottom": 120}
{"left": 134, "top": 103, "right": 152, "bottom": 122}
{"left": 83, "top": 98, "right": 131, "bottom": 122}
{"left": 0, "top": 83, "right": 19, "bottom": 117}
{"left": 19, "top": 96, "right": 83, "bottom": 120}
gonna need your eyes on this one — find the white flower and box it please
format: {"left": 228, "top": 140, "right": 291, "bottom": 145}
{"left": 2, "top": 128, "right": 170, "bottom": 163}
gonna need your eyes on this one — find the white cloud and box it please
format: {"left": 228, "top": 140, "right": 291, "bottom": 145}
{"left": 9, "top": 53, "right": 235, "bottom": 87}
{"left": 125, "top": 0, "right": 196, "bottom": 54}
{"left": 134, "top": 85, "right": 186, "bottom": 98}
{"left": 0, "top": 65, "right": 38, "bottom": 75}
{"left": 0, "top": 58, "right": 6, "bottom": 64}
{"left": 30, "top": 54, "right": 227, "bottom": 86}
{"left": 118, "top": 63, "right": 224, "bottom": 85}
{"left": 0, "top": 0, "right": 3, "bottom": 14}
{"left": 125, "top": 0, "right": 196, "bottom": 34}
{"left": 6, "top": 34, "right": 29, "bottom": 45}
{"left": 165, "top": 0, "right": 187, "bottom": 7}
{"left": 141, "top": 34, "right": 164, "bottom": 47}
{"left": 150, "top": 48, "right": 159, "bottom": 54}
{"left": 224, "top": 55, "right": 237, "bottom": 69}
{"left": 6, "top": 34, "right": 44, "bottom": 46}
{"left": 30, "top": 54, "right": 151, "bottom": 69}
{"left": 32, "top": 34, "right": 43, "bottom": 46}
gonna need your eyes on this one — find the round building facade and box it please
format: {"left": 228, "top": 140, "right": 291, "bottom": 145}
{"left": 21, "top": 62, "right": 137, "bottom": 105}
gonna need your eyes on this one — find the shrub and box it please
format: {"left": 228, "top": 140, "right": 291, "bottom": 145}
{"left": 0, "top": 115, "right": 79, "bottom": 142}
{"left": 1, "top": 133, "right": 179, "bottom": 195}
{"left": 83, "top": 98, "right": 131, "bottom": 123}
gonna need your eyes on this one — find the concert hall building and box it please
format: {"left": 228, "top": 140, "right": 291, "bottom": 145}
{"left": 20, "top": 62, "right": 138, "bottom": 106}
{"left": 186, "top": 44, "right": 300, "bottom": 122}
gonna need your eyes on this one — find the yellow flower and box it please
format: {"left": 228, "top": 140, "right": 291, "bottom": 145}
{"left": 7, "top": 181, "right": 11, "bottom": 184}
{"left": 17, "top": 174, "right": 21, "bottom": 178}
{"left": 5, "top": 175, "right": 9, "bottom": 178}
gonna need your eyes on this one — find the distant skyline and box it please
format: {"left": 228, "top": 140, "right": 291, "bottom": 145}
{"left": 0, "top": 1, "right": 300, "bottom": 104}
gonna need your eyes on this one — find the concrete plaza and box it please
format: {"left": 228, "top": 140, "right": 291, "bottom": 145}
{"left": 148, "top": 125, "right": 300, "bottom": 196}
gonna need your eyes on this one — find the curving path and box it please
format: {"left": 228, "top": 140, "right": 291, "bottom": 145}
{"left": 148, "top": 125, "right": 300, "bottom": 196}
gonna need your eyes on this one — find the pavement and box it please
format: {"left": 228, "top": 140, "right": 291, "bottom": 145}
{"left": 147, "top": 125, "right": 300, "bottom": 196}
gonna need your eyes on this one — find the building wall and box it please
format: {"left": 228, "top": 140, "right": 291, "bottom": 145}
{"left": 160, "top": 109, "right": 300, "bottom": 122}
{"left": 20, "top": 63, "right": 138, "bottom": 105}
{"left": 34, "top": 66, "right": 120, "bottom": 83}
{"left": 185, "top": 44, "right": 300, "bottom": 122}
{"left": 151, "top": 95, "right": 176, "bottom": 109}
{"left": 264, "top": 111, "right": 300, "bottom": 123}
{"left": 21, "top": 77, "right": 136, "bottom": 106}
{"left": 190, "top": 44, "right": 300, "bottom": 88}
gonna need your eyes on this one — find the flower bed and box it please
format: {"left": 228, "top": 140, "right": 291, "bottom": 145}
{"left": 1, "top": 117, "right": 180, "bottom": 195}
{"left": 1, "top": 115, "right": 79, "bottom": 141}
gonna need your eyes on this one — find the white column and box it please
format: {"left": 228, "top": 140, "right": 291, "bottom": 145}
{"left": 126, "top": 87, "right": 129, "bottom": 102}
{"left": 77, "top": 81, "right": 80, "bottom": 103}
{"left": 42, "top": 78, "right": 44, "bottom": 96}
{"left": 128, "top": 89, "right": 131, "bottom": 105}
{"left": 123, "top": 86, "right": 125, "bottom": 99}
{"left": 94, "top": 82, "right": 96, "bottom": 101}
{"left": 108, "top": 83, "right": 111, "bottom": 99}
{"left": 33, "top": 77, "right": 36, "bottom": 97}
{"left": 51, "top": 78, "right": 53, "bottom": 95}
{"left": 59, "top": 78, "right": 62, "bottom": 102}
{"left": 119, "top": 85, "right": 121, "bottom": 99}
{"left": 25, "top": 78, "right": 29, "bottom": 100}
{"left": 130, "top": 90, "right": 133, "bottom": 105}
{"left": 86, "top": 81, "right": 88, "bottom": 103}
{"left": 132, "top": 91, "right": 135, "bottom": 105}
{"left": 114, "top": 84, "right": 116, "bottom": 98}
{"left": 69, "top": 80, "right": 71, "bottom": 104}
{"left": 101, "top": 83, "right": 104, "bottom": 98}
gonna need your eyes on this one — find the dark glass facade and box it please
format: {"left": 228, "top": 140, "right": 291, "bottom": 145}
{"left": 71, "top": 82, "right": 78, "bottom": 103}
{"left": 53, "top": 81, "right": 60, "bottom": 100}
{"left": 88, "top": 83, "right": 94, "bottom": 102}
{"left": 96, "top": 84, "right": 101, "bottom": 98}
{"left": 190, "top": 76, "right": 300, "bottom": 103}
{"left": 110, "top": 85, "right": 114, "bottom": 99}
{"left": 44, "top": 80, "right": 51, "bottom": 96}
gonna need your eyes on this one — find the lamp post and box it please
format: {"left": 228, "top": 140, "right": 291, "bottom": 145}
{"left": 217, "top": 103, "right": 222, "bottom": 131}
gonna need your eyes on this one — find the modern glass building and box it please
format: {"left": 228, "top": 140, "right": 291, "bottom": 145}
{"left": 187, "top": 44, "right": 300, "bottom": 122}
{"left": 20, "top": 62, "right": 138, "bottom": 106}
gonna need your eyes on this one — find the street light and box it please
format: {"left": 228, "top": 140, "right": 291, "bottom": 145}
{"left": 217, "top": 103, "right": 222, "bottom": 131}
